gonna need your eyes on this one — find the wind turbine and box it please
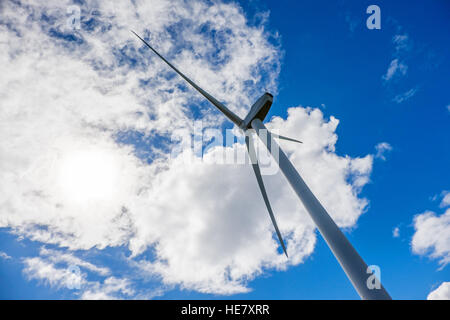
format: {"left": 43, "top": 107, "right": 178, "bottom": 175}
{"left": 132, "top": 31, "right": 391, "bottom": 300}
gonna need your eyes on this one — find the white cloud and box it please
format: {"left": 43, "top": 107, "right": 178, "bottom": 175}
{"left": 411, "top": 208, "right": 450, "bottom": 268}
{"left": 392, "top": 34, "right": 410, "bottom": 53}
{"left": 382, "top": 33, "right": 417, "bottom": 105}
{"left": 447, "top": 105, "right": 450, "bottom": 113}
{"left": 441, "top": 191, "right": 450, "bottom": 208}
{"left": 427, "top": 282, "right": 450, "bottom": 300}
{"left": 1, "top": 0, "right": 280, "bottom": 247}
{"left": 392, "top": 88, "right": 417, "bottom": 104}
{"left": 23, "top": 256, "right": 87, "bottom": 290}
{"left": 0, "top": 251, "right": 12, "bottom": 260}
{"left": 127, "top": 107, "right": 373, "bottom": 294}
{"left": 382, "top": 59, "right": 408, "bottom": 82}
{"left": 1, "top": 0, "right": 375, "bottom": 296}
{"left": 375, "top": 142, "right": 392, "bottom": 161}
{"left": 39, "top": 247, "right": 110, "bottom": 276}
{"left": 392, "top": 227, "right": 400, "bottom": 238}
{"left": 80, "top": 277, "right": 136, "bottom": 300}
{"left": 22, "top": 252, "right": 138, "bottom": 299}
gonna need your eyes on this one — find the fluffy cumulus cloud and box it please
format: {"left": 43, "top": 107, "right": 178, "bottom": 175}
{"left": 1, "top": 0, "right": 375, "bottom": 297}
{"left": 427, "top": 282, "right": 450, "bottom": 300}
{"left": 412, "top": 192, "right": 450, "bottom": 299}
{"left": 411, "top": 205, "right": 450, "bottom": 268}
{"left": 127, "top": 106, "right": 373, "bottom": 294}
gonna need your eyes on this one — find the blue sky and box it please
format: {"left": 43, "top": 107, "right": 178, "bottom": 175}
{"left": 0, "top": 0, "right": 449, "bottom": 299}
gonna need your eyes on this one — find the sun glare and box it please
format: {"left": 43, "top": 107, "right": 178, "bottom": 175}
{"left": 58, "top": 149, "right": 119, "bottom": 204}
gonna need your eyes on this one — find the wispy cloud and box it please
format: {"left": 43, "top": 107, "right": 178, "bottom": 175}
{"left": 392, "top": 227, "right": 400, "bottom": 238}
{"left": 383, "top": 59, "right": 408, "bottom": 82}
{"left": 392, "top": 87, "right": 417, "bottom": 104}
{"left": 23, "top": 256, "right": 86, "bottom": 290}
{"left": 392, "top": 34, "right": 411, "bottom": 53}
{"left": 375, "top": 142, "right": 393, "bottom": 161}
{"left": 39, "top": 247, "right": 110, "bottom": 276}
{"left": 382, "top": 34, "right": 410, "bottom": 83}
{"left": 382, "top": 32, "right": 420, "bottom": 105}
{"left": 0, "top": 251, "right": 12, "bottom": 260}
{"left": 22, "top": 253, "right": 142, "bottom": 299}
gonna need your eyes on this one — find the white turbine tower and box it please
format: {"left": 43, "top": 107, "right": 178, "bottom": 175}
{"left": 132, "top": 31, "right": 391, "bottom": 300}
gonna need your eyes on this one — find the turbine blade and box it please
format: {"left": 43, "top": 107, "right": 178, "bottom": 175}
{"left": 131, "top": 30, "right": 243, "bottom": 127}
{"left": 271, "top": 133, "right": 302, "bottom": 144}
{"left": 246, "top": 135, "right": 288, "bottom": 257}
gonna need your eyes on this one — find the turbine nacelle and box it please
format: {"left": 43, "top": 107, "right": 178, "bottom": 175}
{"left": 243, "top": 93, "right": 303, "bottom": 144}
{"left": 241, "top": 92, "right": 273, "bottom": 130}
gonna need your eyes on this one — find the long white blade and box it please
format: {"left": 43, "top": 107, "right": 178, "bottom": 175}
{"left": 131, "top": 31, "right": 243, "bottom": 127}
{"left": 246, "top": 135, "right": 288, "bottom": 257}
